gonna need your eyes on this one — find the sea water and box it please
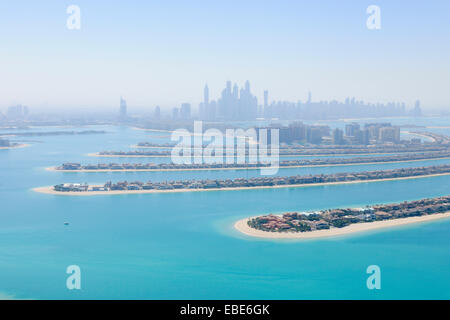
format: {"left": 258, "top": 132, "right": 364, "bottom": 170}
{"left": 0, "top": 119, "right": 449, "bottom": 299}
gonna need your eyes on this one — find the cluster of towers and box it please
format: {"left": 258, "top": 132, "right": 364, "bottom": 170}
{"left": 199, "top": 81, "right": 258, "bottom": 121}
{"left": 117, "top": 83, "right": 422, "bottom": 122}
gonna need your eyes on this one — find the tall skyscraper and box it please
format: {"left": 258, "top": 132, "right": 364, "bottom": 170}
{"left": 119, "top": 97, "right": 127, "bottom": 121}
{"left": 263, "top": 90, "right": 269, "bottom": 119}
{"left": 413, "top": 100, "right": 422, "bottom": 117}
{"left": 333, "top": 128, "right": 345, "bottom": 145}
{"left": 226, "top": 81, "right": 232, "bottom": 94}
{"left": 204, "top": 84, "right": 209, "bottom": 105}
{"left": 172, "top": 107, "right": 179, "bottom": 120}
{"left": 215, "top": 80, "right": 258, "bottom": 121}
{"left": 180, "top": 103, "right": 191, "bottom": 120}
{"left": 264, "top": 90, "right": 268, "bottom": 109}
{"left": 245, "top": 80, "right": 250, "bottom": 93}
{"left": 233, "top": 84, "right": 239, "bottom": 99}
{"left": 154, "top": 106, "right": 161, "bottom": 119}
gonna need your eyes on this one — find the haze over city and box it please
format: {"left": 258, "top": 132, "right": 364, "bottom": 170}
{"left": 1, "top": 0, "right": 450, "bottom": 112}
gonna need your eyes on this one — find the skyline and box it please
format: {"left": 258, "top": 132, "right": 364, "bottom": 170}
{"left": 1, "top": 1, "right": 450, "bottom": 111}
{"left": 1, "top": 81, "right": 424, "bottom": 119}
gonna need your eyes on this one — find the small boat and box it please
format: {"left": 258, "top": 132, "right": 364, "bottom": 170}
{"left": 64, "top": 222, "right": 69, "bottom": 226}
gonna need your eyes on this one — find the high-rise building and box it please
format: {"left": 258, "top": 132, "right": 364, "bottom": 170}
{"left": 180, "top": 103, "right": 191, "bottom": 120}
{"left": 413, "top": 100, "right": 422, "bottom": 117}
{"left": 7, "top": 104, "right": 29, "bottom": 120}
{"left": 361, "top": 129, "right": 370, "bottom": 145}
{"left": 278, "top": 122, "right": 307, "bottom": 143}
{"left": 245, "top": 80, "right": 250, "bottom": 93}
{"left": 119, "top": 97, "right": 127, "bottom": 121}
{"left": 379, "top": 126, "right": 400, "bottom": 143}
{"left": 263, "top": 90, "right": 268, "bottom": 110}
{"left": 172, "top": 107, "right": 179, "bottom": 120}
{"left": 215, "top": 80, "right": 258, "bottom": 121}
{"left": 204, "top": 84, "right": 209, "bottom": 105}
{"left": 345, "top": 123, "right": 360, "bottom": 137}
{"left": 333, "top": 128, "right": 345, "bottom": 145}
{"left": 154, "top": 106, "right": 161, "bottom": 119}
{"left": 306, "top": 126, "right": 329, "bottom": 144}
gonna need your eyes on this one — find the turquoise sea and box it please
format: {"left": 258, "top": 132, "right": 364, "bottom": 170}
{"left": 0, "top": 117, "right": 449, "bottom": 299}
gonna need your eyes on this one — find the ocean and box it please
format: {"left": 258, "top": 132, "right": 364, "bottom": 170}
{"left": 0, "top": 117, "right": 449, "bottom": 299}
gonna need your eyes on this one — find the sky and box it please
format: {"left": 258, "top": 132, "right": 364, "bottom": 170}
{"left": 0, "top": 0, "right": 449, "bottom": 112}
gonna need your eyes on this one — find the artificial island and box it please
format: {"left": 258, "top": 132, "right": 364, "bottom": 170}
{"left": 234, "top": 195, "right": 450, "bottom": 239}
{"left": 52, "top": 151, "right": 450, "bottom": 172}
{"left": 34, "top": 164, "right": 450, "bottom": 195}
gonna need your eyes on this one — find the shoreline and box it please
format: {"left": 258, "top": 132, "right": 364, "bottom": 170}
{"left": 402, "top": 131, "right": 436, "bottom": 143}
{"left": 32, "top": 172, "right": 450, "bottom": 196}
{"left": 87, "top": 151, "right": 432, "bottom": 158}
{"left": 0, "top": 144, "right": 30, "bottom": 150}
{"left": 47, "top": 156, "right": 450, "bottom": 173}
{"left": 131, "top": 127, "right": 174, "bottom": 133}
{"left": 233, "top": 212, "right": 450, "bottom": 239}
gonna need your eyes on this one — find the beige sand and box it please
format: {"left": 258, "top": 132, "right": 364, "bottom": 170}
{"left": 130, "top": 144, "right": 259, "bottom": 149}
{"left": 402, "top": 131, "right": 437, "bottom": 143}
{"left": 234, "top": 212, "right": 450, "bottom": 239}
{"left": 47, "top": 156, "right": 450, "bottom": 173}
{"left": 87, "top": 151, "right": 423, "bottom": 158}
{"left": 33, "top": 172, "right": 450, "bottom": 196}
{"left": 131, "top": 127, "right": 174, "bottom": 133}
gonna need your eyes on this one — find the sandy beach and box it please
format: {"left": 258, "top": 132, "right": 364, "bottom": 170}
{"left": 131, "top": 127, "right": 174, "bottom": 133}
{"left": 402, "top": 131, "right": 436, "bottom": 143}
{"left": 33, "top": 172, "right": 450, "bottom": 196}
{"left": 87, "top": 151, "right": 423, "bottom": 158}
{"left": 234, "top": 212, "right": 450, "bottom": 239}
{"left": 48, "top": 156, "right": 450, "bottom": 173}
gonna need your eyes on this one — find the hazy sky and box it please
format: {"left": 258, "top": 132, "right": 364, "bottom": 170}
{"left": 1, "top": 0, "right": 449, "bottom": 112}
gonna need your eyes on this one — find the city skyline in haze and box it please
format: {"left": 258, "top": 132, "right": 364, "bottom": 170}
{"left": 1, "top": 1, "right": 449, "bottom": 111}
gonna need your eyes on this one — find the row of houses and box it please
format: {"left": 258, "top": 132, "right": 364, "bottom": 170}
{"left": 52, "top": 164, "right": 450, "bottom": 193}
{"left": 248, "top": 196, "right": 450, "bottom": 233}
{"left": 58, "top": 151, "right": 450, "bottom": 171}
{"left": 98, "top": 144, "right": 447, "bottom": 157}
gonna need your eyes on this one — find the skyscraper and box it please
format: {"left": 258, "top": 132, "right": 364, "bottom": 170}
{"left": 203, "top": 81, "right": 260, "bottom": 121}
{"left": 264, "top": 90, "right": 268, "bottom": 109}
{"left": 413, "top": 100, "right": 422, "bottom": 117}
{"left": 180, "top": 103, "right": 191, "bottom": 120}
{"left": 154, "top": 106, "right": 161, "bottom": 119}
{"left": 7, "top": 104, "right": 29, "bottom": 120}
{"left": 333, "top": 128, "right": 344, "bottom": 145}
{"left": 345, "top": 123, "right": 360, "bottom": 137}
{"left": 204, "top": 84, "right": 209, "bottom": 105}
{"left": 245, "top": 80, "right": 250, "bottom": 93}
{"left": 172, "top": 107, "right": 179, "bottom": 120}
{"left": 119, "top": 97, "right": 127, "bottom": 121}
